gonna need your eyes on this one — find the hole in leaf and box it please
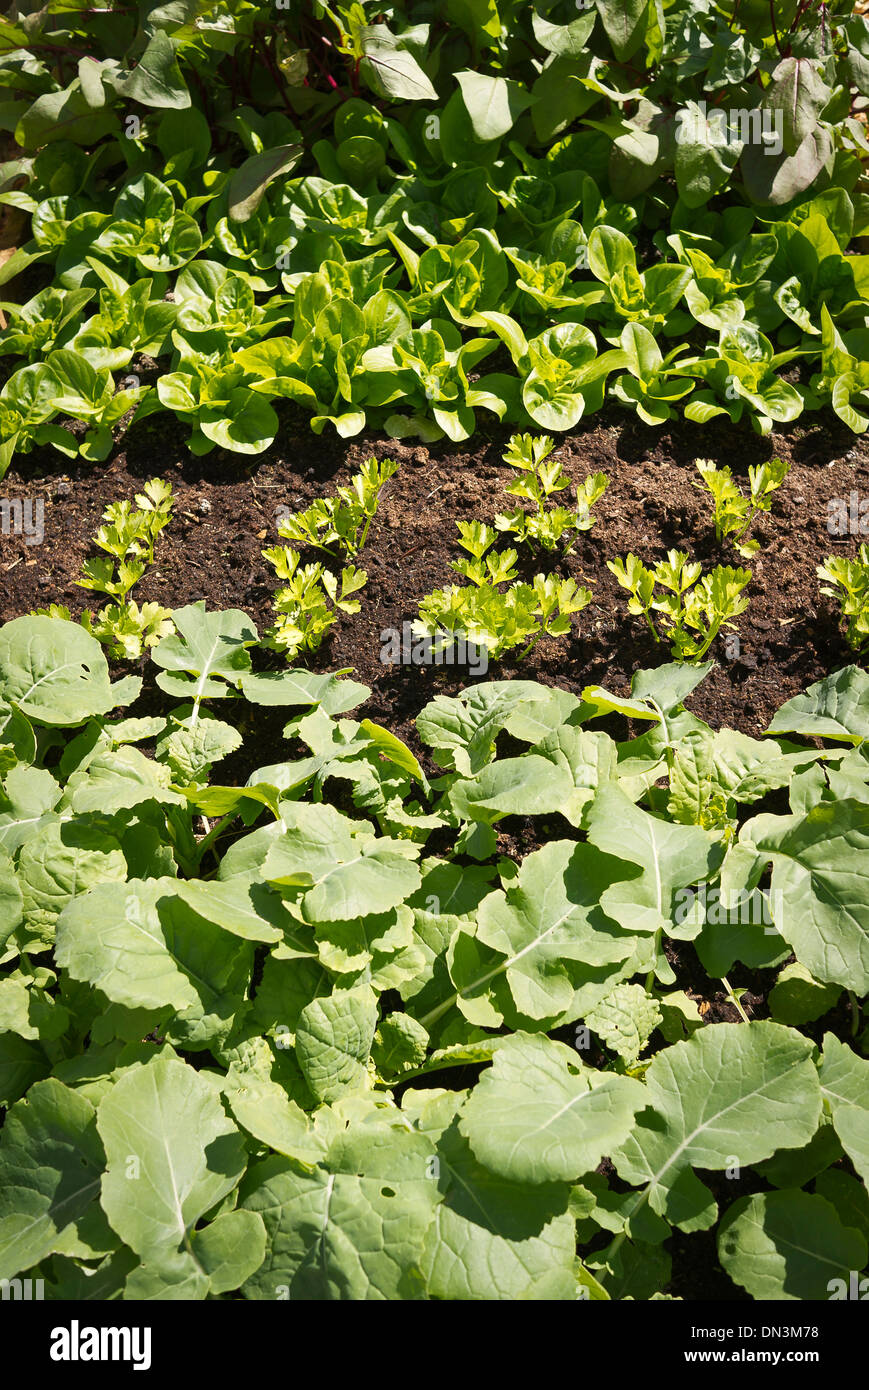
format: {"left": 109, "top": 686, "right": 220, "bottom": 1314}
{"left": 381, "top": 1186, "right": 396, "bottom": 1198}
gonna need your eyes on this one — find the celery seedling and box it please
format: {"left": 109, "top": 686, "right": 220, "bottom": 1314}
{"left": 277, "top": 456, "right": 398, "bottom": 559}
{"left": 818, "top": 544, "right": 869, "bottom": 653}
{"left": 694, "top": 456, "right": 789, "bottom": 558}
{"left": 494, "top": 432, "right": 607, "bottom": 554}
{"left": 35, "top": 478, "right": 176, "bottom": 659}
{"left": 262, "top": 544, "right": 367, "bottom": 659}
{"left": 608, "top": 549, "right": 751, "bottom": 661}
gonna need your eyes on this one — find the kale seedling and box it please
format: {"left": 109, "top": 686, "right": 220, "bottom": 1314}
{"left": 262, "top": 543, "right": 367, "bottom": 660}
{"left": 608, "top": 548, "right": 751, "bottom": 661}
{"left": 818, "top": 544, "right": 869, "bottom": 654}
{"left": 694, "top": 455, "right": 789, "bottom": 558}
{"left": 277, "top": 456, "right": 398, "bottom": 559}
{"left": 494, "top": 432, "right": 607, "bottom": 554}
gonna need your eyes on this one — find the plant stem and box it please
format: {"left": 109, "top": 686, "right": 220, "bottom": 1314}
{"left": 848, "top": 990, "right": 861, "bottom": 1038}
{"left": 194, "top": 814, "right": 231, "bottom": 867}
{"left": 769, "top": 0, "right": 783, "bottom": 54}
{"left": 722, "top": 975, "right": 751, "bottom": 1024}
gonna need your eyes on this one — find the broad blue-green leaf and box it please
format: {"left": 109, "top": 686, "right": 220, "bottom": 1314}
{"left": 0, "top": 1079, "right": 105, "bottom": 1279}
{"left": 585, "top": 984, "right": 662, "bottom": 1064}
{"left": 427, "top": 843, "right": 637, "bottom": 1033}
{"left": 0, "top": 845, "right": 23, "bottom": 947}
{"left": 0, "top": 765, "right": 61, "bottom": 854}
{"left": 719, "top": 1191, "right": 867, "bottom": 1300}
{"left": 151, "top": 603, "right": 257, "bottom": 701}
{"left": 0, "top": 975, "right": 70, "bottom": 1042}
{"left": 416, "top": 681, "right": 547, "bottom": 775}
{"left": 818, "top": 1033, "right": 869, "bottom": 1185}
{"left": 240, "top": 1121, "right": 438, "bottom": 1299}
{"left": 224, "top": 1068, "right": 326, "bottom": 1166}
{"left": 168, "top": 879, "right": 293, "bottom": 944}
{"left": 63, "top": 745, "right": 186, "bottom": 814}
{"left": 123, "top": 1248, "right": 210, "bottom": 1301}
{"left": 767, "top": 667, "right": 869, "bottom": 744}
{"left": 460, "top": 1033, "right": 645, "bottom": 1184}
{"left": 239, "top": 669, "right": 369, "bottom": 714}
{"left": 0, "top": 617, "right": 139, "bottom": 725}
{"left": 295, "top": 986, "right": 378, "bottom": 1103}
{"left": 741, "top": 801, "right": 869, "bottom": 993}
{"left": 417, "top": 1094, "right": 576, "bottom": 1300}
{"left": 768, "top": 962, "right": 840, "bottom": 1025}
{"left": 448, "top": 754, "right": 575, "bottom": 824}
{"left": 586, "top": 783, "right": 718, "bottom": 935}
{"left": 611, "top": 1022, "right": 822, "bottom": 1232}
{"left": 97, "top": 1056, "right": 247, "bottom": 1258}
{"left": 313, "top": 905, "right": 414, "bottom": 975}
{"left": 155, "top": 717, "right": 241, "bottom": 784}
{"left": 56, "top": 877, "right": 250, "bottom": 1023}
{"left": 262, "top": 803, "right": 420, "bottom": 921}
{"left": 190, "top": 1210, "right": 267, "bottom": 1294}
{"left": 0, "top": 1035, "right": 50, "bottom": 1106}
{"left": 532, "top": 728, "right": 621, "bottom": 825}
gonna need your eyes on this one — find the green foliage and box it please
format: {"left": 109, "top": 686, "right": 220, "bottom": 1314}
{"left": 608, "top": 549, "right": 752, "bottom": 661}
{"left": 694, "top": 455, "right": 790, "bottom": 557}
{"left": 818, "top": 544, "right": 869, "bottom": 654}
{"left": 494, "top": 432, "right": 608, "bottom": 553}
{"left": 262, "top": 547, "right": 367, "bottom": 661}
{"left": 276, "top": 456, "right": 398, "bottom": 558}
{"left": 33, "top": 479, "right": 175, "bottom": 660}
{"left": 0, "top": 613, "right": 866, "bottom": 1298}
{"left": 416, "top": 520, "right": 593, "bottom": 660}
{"left": 2, "top": 0, "right": 869, "bottom": 473}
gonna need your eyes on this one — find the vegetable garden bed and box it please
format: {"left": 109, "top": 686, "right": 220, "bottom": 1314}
{"left": 1, "top": 0, "right": 869, "bottom": 1313}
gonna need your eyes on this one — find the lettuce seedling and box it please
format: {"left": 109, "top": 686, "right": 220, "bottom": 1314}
{"left": 587, "top": 225, "right": 692, "bottom": 337}
{"left": 610, "top": 324, "right": 695, "bottom": 426}
{"left": 276, "top": 456, "right": 398, "bottom": 559}
{"left": 694, "top": 455, "right": 790, "bottom": 558}
{"left": 608, "top": 549, "right": 751, "bottom": 661}
{"left": 262, "top": 544, "right": 367, "bottom": 659}
{"left": 71, "top": 276, "right": 177, "bottom": 372}
{"left": 818, "top": 545, "right": 869, "bottom": 654}
{"left": 0, "top": 286, "right": 94, "bottom": 362}
{"left": 493, "top": 432, "right": 607, "bottom": 554}
{"left": 679, "top": 325, "right": 804, "bottom": 437}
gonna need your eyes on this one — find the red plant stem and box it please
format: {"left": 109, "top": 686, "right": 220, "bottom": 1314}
{"left": 769, "top": 0, "right": 783, "bottom": 54}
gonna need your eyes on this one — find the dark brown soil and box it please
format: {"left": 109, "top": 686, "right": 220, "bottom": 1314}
{"left": 2, "top": 400, "right": 867, "bottom": 762}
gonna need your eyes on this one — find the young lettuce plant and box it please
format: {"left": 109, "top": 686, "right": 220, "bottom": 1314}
{"left": 694, "top": 455, "right": 790, "bottom": 558}
{"left": 416, "top": 520, "right": 592, "bottom": 661}
{"left": 608, "top": 549, "right": 751, "bottom": 662}
{"left": 493, "top": 432, "right": 607, "bottom": 555}
{"left": 818, "top": 545, "right": 869, "bottom": 654}
{"left": 610, "top": 324, "right": 695, "bottom": 426}
{"left": 276, "top": 456, "right": 398, "bottom": 559}
{"left": 586, "top": 225, "right": 692, "bottom": 340}
{"left": 0, "top": 286, "right": 94, "bottom": 362}
{"left": 679, "top": 325, "right": 804, "bottom": 437}
{"left": 262, "top": 544, "right": 367, "bottom": 660}
{"left": 38, "top": 480, "right": 177, "bottom": 660}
